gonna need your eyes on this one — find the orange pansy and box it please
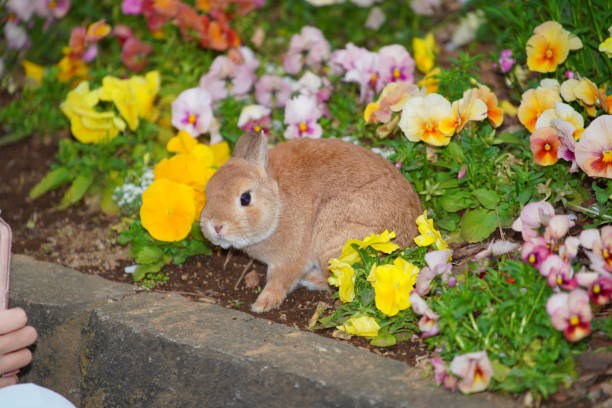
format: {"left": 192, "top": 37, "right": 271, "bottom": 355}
{"left": 518, "top": 88, "right": 561, "bottom": 132}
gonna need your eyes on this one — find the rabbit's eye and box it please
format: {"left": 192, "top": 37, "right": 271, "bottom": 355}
{"left": 240, "top": 192, "right": 251, "bottom": 206}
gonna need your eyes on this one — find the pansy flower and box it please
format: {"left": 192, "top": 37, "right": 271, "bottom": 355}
{"left": 343, "top": 47, "right": 385, "bottom": 103}
{"left": 199, "top": 53, "right": 257, "bottom": 101}
{"left": 547, "top": 289, "right": 592, "bottom": 342}
{"left": 475, "top": 85, "right": 504, "bottom": 128}
{"left": 526, "top": 21, "right": 582, "bottom": 73}
{"left": 378, "top": 44, "right": 415, "bottom": 84}
{"left": 336, "top": 315, "right": 380, "bottom": 338}
{"left": 255, "top": 75, "right": 292, "bottom": 108}
{"left": 580, "top": 225, "right": 612, "bottom": 275}
{"left": 413, "top": 33, "right": 438, "bottom": 74}
{"left": 283, "top": 94, "right": 322, "bottom": 139}
{"left": 367, "top": 257, "right": 420, "bottom": 317}
{"left": 399, "top": 93, "right": 454, "bottom": 146}
{"left": 449, "top": 351, "right": 493, "bottom": 394}
{"left": 283, "top": 26, "right": 331, "bottom": 74}
{"left": 364, "top": 82, "right": 422, "bottom": 124}
{"left": 413, "top": 210, "right": 449, "bottom": 250}
{"left": 121, "top": 36, "right": 153, "bottom": 72}
{"left": 171, "top": 87, "right": 214, "bottom": 137}
{"left": 536, "top": 102, "right": 584, "bottom": 140}
{"left": 541, "top": 255, "right": 577, "bottom": 290}
{"left": 410, "top": 293, "right": 440, "bottom": 338}
{"left": 520, "top": 237, "right": 551, "bottom": 269}
{"left": 530, "top": 127, "right": 561, "bottom": 166}
{"left": 327, "top": 258, "right": 356, "bottom": 303}
{"left": 122, "top": 0, "right": 144, "bottom": 14}
{"left": 498, "top": 49, "right": 515, "bottom": 73}
{"left": 575, "top": 115, "right": 612, "bottom": 178}
{"left": 415, "top": 249, "right": 452, "bottom": 295}
{"left": 34, "top": 0, "right": 71, "bottom": 20}
{"left": 589, "top": 276, "right": 612, "bottom": 306}
{"left": 4, "top": 22, "right": 29, "bottom": 50}
{"left": 237, "top": 104, "right": 271, "bottom": 135}
{"left": 518, "top": 88, "right": 561, "bottom": 132}
{"left": 7, "top": 0, "right": 36, "bottom": 21}
{"left": 511, "top": 200, "right": 555, "bottom": 240}
{"left": 439, "top": 88, "right": 488, "bottom": 134}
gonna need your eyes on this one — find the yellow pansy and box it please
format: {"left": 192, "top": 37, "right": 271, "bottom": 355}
{"left": 154, "top": 153, "right": 216, "bottom": 191}
{"left": 99, "top": 71, "right": 160, "bottom": 130}
{"left": 21, "top": 60, "right": 44, "bottom": 86}
{"left": 439, "top": 88, "right": 488, "bottom": 135}
{"left": 475, "top": 85, "right": 504, "bottom": 128}
{"left": 599, "top": 37, "right": 612, "bottom": 58}
{"left": 336, "top": 315, "right": 380, "bottom": 337}
{"left": 367, "top": 257, "right": 420, "bottom": 317}
{"left": 399, "top": 93, "right": 454, "bottom": 146}
{"left": 57, "top": 55, "right": 89, "bottom": 83}
{"left": 414, "top": 210, "right": 449, "bottom": 250}
{"left": 500, "top": 100, "right": 518, "bottom": 116}
{"left": 327, "top": 258, "right": 356, "bottom": 303}
{"left": 526, "top": 21, "right": 582, "bottom": 73}
{"left": 140, "top": 178, "right": 196, "bottom": 242}
{"left": 417, "top": 67, "right": 440, "bottom": 94}
{"left": 210, "top": 141, "right": 231, "bottom": 168}
{"left": 413, "top": 33, "right": 438, "bottom": 74}
{"left": 60, "top": 81, "right": 126, "bottom": 144}
{"left": 337, "top": 230, "right": 400, "bottom": 264}
{"left": 518, "top": 87, "right": 561, "bottom": 132}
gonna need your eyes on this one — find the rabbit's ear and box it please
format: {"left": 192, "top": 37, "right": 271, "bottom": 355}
{"left": 233, "top": 132, "right": 268, "bottom": 169}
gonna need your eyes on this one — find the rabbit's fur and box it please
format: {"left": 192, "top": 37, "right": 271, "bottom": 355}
{"left": 200, "top": 133, "right": 422, "bottom": 312}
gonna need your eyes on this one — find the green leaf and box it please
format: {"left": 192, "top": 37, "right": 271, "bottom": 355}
{"left": 29, "top": 167, "right": 72, "bottom": 199}
{"left": 592, "top": 182, "right": 609, "bottom": 206}
{"left": 460, "top": 209, "right": 498, "bottom": 243}
{"left": 472, "top": 189, "right": 500, "bottom": 210}
{"left": 446, "top": 142, "right": 465, "bottom": 163}
{"left": 492, "top": 132, "right": 524, "bottom": 145}
{"left": 58, "top": 172, "right": 95, "bottom": 209}
{"left": 369, "top": 333, "right": 397, "bottom": 347}
{"left": 440, "top": 190, "right": 476, "bottom": 213}
{"left": 132, "top": 262, "right": 166, "bottom": 281}
{"left": 491, "top": 359, "right": 512, "bottom": 382}
{"left": 135, "top": 246, "right": 164, "bottom": 264}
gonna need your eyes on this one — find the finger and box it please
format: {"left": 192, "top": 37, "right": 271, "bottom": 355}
{"left": 0, "top": 326, "right": 38, "bottom": 354}
{"left": 0, "top": 375, "right": 18, "bottom": 388}
{"left": 0, "top": 348, "right": 32, "bottom": 376}
{"left": 0, "top": 308, "right": 27, "bottom": 334}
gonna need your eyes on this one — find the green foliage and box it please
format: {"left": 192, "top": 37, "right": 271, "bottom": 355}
{"left": 426, "top": 259, "right": 587, "bottom": 398}
{"left": 118, "top": 219, "right": 212, "bottom": 289}
{"left": 316, "top": 245, "right": 428, "bottom": 346}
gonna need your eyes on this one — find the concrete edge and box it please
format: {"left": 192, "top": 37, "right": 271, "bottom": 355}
{"left": 9, "top": 254, "right": 518, "bottom": 407}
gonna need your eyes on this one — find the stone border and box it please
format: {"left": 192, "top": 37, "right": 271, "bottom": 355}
{"left": 10, "top": 255, "right": 517, "bottom": 407}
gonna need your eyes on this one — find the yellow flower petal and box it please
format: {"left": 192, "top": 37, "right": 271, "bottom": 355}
{"left": 140, "top": 179, "right": 196, "bottom": 242}
{"left": 337, "top": 315, "right": 380, "bottom": 337}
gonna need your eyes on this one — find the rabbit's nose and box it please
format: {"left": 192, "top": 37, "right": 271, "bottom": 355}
{"left": 214, "top": 224, "right": 224, "bottom": 234}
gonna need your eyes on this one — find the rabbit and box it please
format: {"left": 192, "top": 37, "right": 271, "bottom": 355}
{"left": 200, "top": 132, "right": 423, "bottom": 313}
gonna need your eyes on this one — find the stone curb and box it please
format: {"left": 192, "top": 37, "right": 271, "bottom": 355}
{"left": 9, "top": 255, "right": 517, "bottom": 407}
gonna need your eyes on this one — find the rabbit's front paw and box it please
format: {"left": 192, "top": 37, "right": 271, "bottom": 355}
{"left": 251, "top": 288, "right": 285, "bottom": 313}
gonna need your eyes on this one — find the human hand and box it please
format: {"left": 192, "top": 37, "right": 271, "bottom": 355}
{"left": 0, "top": 308, "right": 38, "bottom": 388}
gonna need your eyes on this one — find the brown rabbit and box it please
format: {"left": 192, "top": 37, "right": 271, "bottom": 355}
{"left": 200, "top": 133, "right": 422, "bottom": 312}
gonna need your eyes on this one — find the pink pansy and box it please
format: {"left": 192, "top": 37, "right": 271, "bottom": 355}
{"left": 121, "top": 36, "right": 153, "bottom": 73}
{"left": 294, "top": 71, "right": 323, "bottom": 97}
{"left": 410, "top": 293, "right": 440, "bottom": 338}
{"left": 331, "top": 42, "right": 370, "bottom": 74}
{"left": 551, "top": 118, "right": 578, "bottom": 172}
{"left": 283, "top": 94, "right": 322, "bottom": 139}
{"left": 431, "top": 358, "right": 458, "bottom": 390}
{"left": 113, "top": 24, "right": 134, "bottom": 46}
{"left": 255, "top": 75, "right": 292, "bottom": 108}
{"left": 546, "top": 289, "right": 592, "bottom": 342}
{"left": 512, "top": 200, "right": 555, "bottom": 240}
{"left": 365, "top": 7, "right": 385, "bottom": 31}
{"left": 378, "top": 44, "right": 415, "bottom": 84}
{"left": 122, "top": 0, "right": 144, "bottom": 15}
{"left": 283, "top": 26, "right": 331, "bottom": 74}
{"left": 541, "top": 255, "right": 577, "bottom": 290}
{"left": 7, "top": 0, "right": 36, "bottom": 21}
{"left": 4, "top": 22, "right": 29, "bottom": 50}
{"left": 199, "top": 56, "right": 256, "bottom": 101}
{"left": 498, "top": 49, "right": 516, "bottom": 73}
{"left": 575, "top": 115, "right": 612, "bottom": 179}
{"left": 449, "top": 351, "right": 493, "bottom": 394}
{"left": 559, "top": 236, "right": 580, "bottom": 262}
{"left": 409, "top": 0, "right": 441, "bottom": 15}
{"left": 580, "top": 226, "right": 612, "bottom": 275}
{"left": 236, "top": 46, "right": 260, "bottom": 72}
{"left": 34, "top": 0, "right": 70, "bottom": 19}
{"left": 543, "top": 214, "right": 572, "bottom": 243}
{"left": 589, "top": 276, "right": 612, "bottom": 305}
{"left": 237, "top": 104, "right": 271, "bottom": 135}
{"left": 82, "top": 44, "right": 98, "bottom": 62}
{"left": 415, "top": 250, "right": 452, "bottom": 295}
{"left": 521, "top": 237, "right": 551, "bottom": 269}
{"left": 343, "top": 47, "right": 385, "bottom": 103}
{"left": 171, "top": 87, "right": 214, "bottom": 137}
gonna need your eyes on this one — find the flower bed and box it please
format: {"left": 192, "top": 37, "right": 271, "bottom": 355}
{"left": 1, "top": 0, "right": 611, "bottom": 405}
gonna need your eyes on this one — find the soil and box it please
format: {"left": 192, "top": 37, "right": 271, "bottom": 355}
{"left": 2, "top": 130, "right": 612, "bottom": 407}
